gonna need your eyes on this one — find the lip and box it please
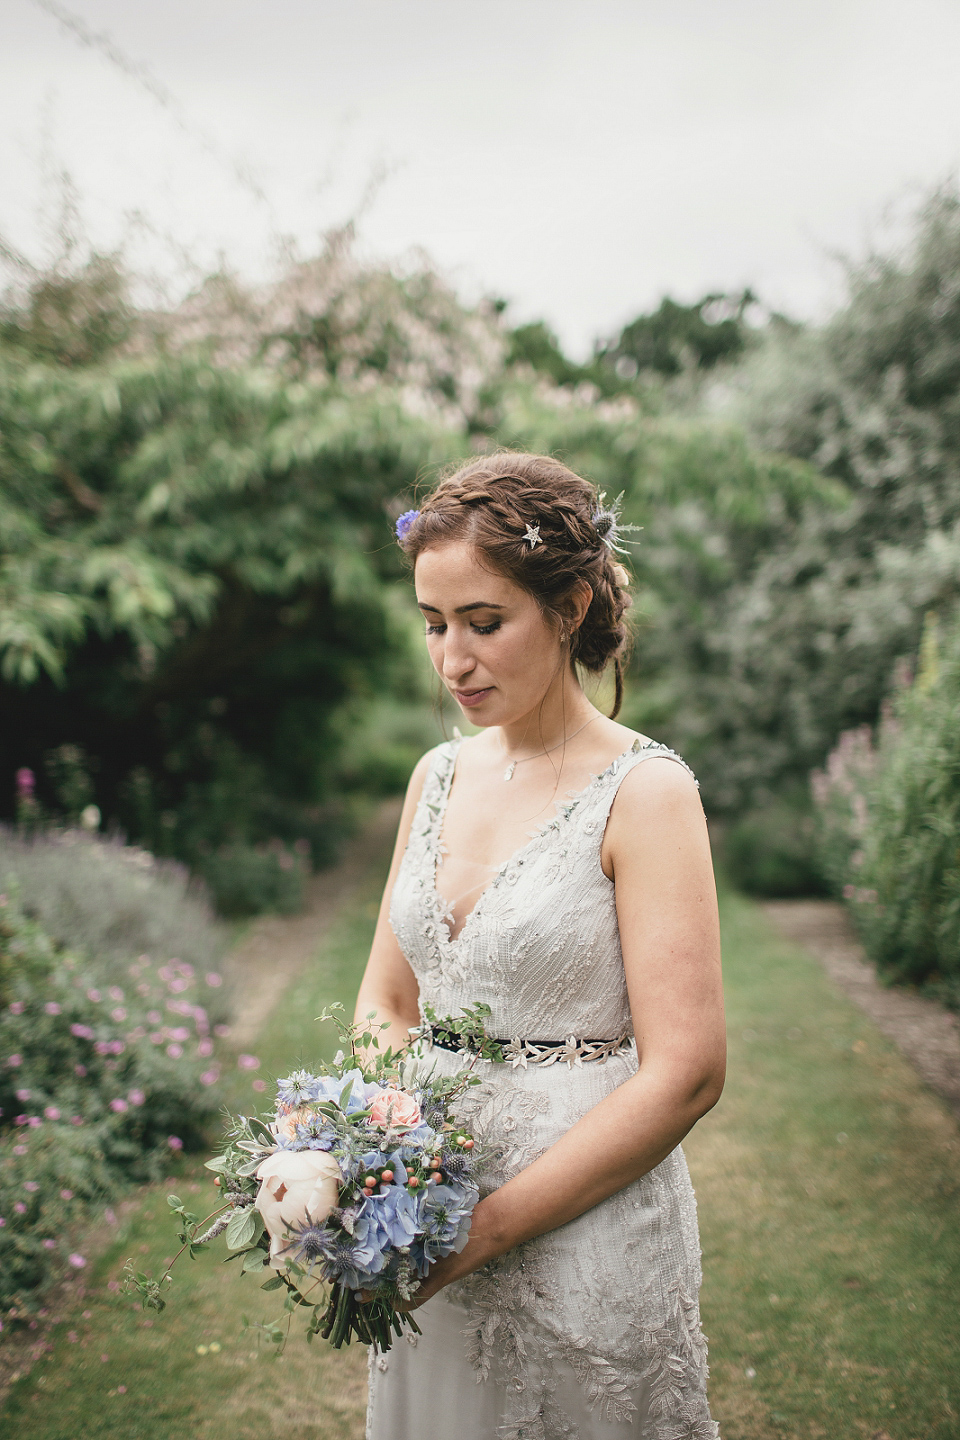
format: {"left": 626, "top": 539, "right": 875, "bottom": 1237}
{"left": 453, "top": 687, "right": 494, "bottom": 709}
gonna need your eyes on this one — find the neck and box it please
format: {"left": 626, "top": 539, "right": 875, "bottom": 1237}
{"left": 496, "top": 670, "right": 599, "bottom": 759}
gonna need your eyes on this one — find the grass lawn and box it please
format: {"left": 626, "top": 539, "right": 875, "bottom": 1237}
{"left": 2, "top": 872, "right": 958, "bottom": 1439}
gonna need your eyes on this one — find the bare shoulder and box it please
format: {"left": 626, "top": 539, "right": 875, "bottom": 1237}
{"left": 607, "top": 740, "right": 704, "bottom": 834}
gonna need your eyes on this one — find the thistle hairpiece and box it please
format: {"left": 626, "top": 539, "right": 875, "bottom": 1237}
{"left": 591, "top": 491, "right": 642, "bottom": 556}
{"left": 395, "top": 509, "right": 420, "bottom": 542}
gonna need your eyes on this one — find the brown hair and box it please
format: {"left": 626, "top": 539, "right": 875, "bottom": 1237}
{"left": 398, "top": 451, "right": 632, "bottom": 717}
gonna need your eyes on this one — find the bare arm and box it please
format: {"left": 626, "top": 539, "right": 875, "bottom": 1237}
{"left": 352, "top": 753, "right": 431, "bottom": 1043}
{"left": 409, "top": 756, "right": 725, "bottom": 1304}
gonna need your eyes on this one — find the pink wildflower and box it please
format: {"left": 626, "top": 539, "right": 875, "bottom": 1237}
{"left": 147, "top": 1010, "right": 161, "bottom": 1024}
{"left": 108, "top": 987, "right": 124, "bottom": 1002}
{"left": 110, "top": 1008, "right": 127, "bottom": 1023}
{"left": 9, "top": 1001, "right": 24, "bottom": 1015}
{"left": 24, "top": 1182, "right": 39, "bottom": 1192}
{"left": 44, "top": 1107, "right": 60, "bottom": 1120}
{"left": 199, "top": 1070, "right": 219, "bottom": 1086}
{"left": 15, "top": 1088, "right": 30, "bottom": 1101}
{"left": 205, "top": 973, "right": 223, "bottom": 988}
{"left": 252, "top": 1078, "right": 267, "bottom": 1092}
{"left": 13, "top": 1145, "right": 27, "bottom": 1156}
{"left": 87, "top": 990, "right": 101, "bottom": 1003}
{"left": 71, "top": 1116, "right": 83, "bottom": 1125}
{"left": 7, "top": 1055, "right": 22, "bottom": 1068}
{"left": 74, "top": 1065, "right": 87, "bottom": 1078}
{"left": 60, "top": 1189, "right": 73, "bottom": 1200}
{"left": 109, "top": 1098, "right": 128, "bottom": 1113}
{"left": 14, "top": 1203, "right": 26, "bottom": 1214}
{"left": 237, "top": 1054, "right": 260, "bottom": 1071}
{"left": 127, "top": 1089, "right": 145, "bottom": 1106}
{"left": 167, "top": 1135, "right": 183, "bottom": 1151}
{"left": 43, "top": 1239, "right": 56, "bottom": 1251}
{"left": 44, "top": 1002, "right": 61, "bottom": 1016}
{"left": 68, "top": 1254, "right": 86, "bottom": 1268}
{"left": 166, "top": 1044, "right": 183, "bottom": 1059}
{"left": 213, "top": 1024, "right": 231, "bottom": 1038}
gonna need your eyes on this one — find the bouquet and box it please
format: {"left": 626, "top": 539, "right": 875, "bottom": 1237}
{"left": 125, "top": 1003, "right": 502, "bottom": 1352}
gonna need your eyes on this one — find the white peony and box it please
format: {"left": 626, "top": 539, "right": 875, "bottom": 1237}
{"left": 254, "top": 1149, "right": 341, "bottom": 1269}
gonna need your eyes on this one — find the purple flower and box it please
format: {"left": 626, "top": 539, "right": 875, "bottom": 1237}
{"left": 43, "top": 1239, "right": 56, "bottom": 1251}
{"left": 199, "top": 1070, "right": 219, "bottom": 1087}
{"left": 44, "top": 1106, "right": 61, "bottom": 1121}
{"left": 197, "top": 1039, "right": 214, "bottom": 1057}
{"left": 205, "top": 972, "right": 222, "bottom": 988}
{"left": 9, "top": 1001, "right": 24, "bottom": 1015}
{"left": 395, "top": 509, "right": 420, "bottom": 542}
{"left": 68, "top": 1253, "right": 86, "bottom": 1269}
{"left": 71, "top": 1024, "right": 95, "bottom": 1041}
{"left": 14, "top": 1203, "right": 26, "bottom": 1214}
{"left": 110, "top": 1008, "right": 127, "bottom": 1023}
{"left": 109, "top": 1098, "right": 128, "bottom": 1113}
{"left": 44, "top": 1002, "right": 61, "bottom": 1016}
{"left": 7, "top": 1055, "right": 22, "bottom": 1068}
{"left": 237, "top": 1054, "right": 260, "bottom": 1071}
{"left": 167, "top": 1136, "right": 183, "bottom": 1151}
{"left": 127, "top": 1089, "right": 145, "bottom": 1106}
{"left": 15, "top": 767, "right": 35, "bottom": 796}
{"left": 87, "top": 990, "right": 101, "bottom": 1003}
{"left": 166, "top": 1044, "right": 183, "bottom": 1059}
{"left": 15, "top": 1088, "right": 30, "bottom": 1102}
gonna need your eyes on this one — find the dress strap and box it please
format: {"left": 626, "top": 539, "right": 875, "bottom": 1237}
{"left": 582, "top": 739, "right": 698, "bottom": 832}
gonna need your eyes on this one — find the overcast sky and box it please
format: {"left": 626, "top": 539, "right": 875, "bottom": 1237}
{"left": 3, "top": 0, "right": 960, "bottom": 354}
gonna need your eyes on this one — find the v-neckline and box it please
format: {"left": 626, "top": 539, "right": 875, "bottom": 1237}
{"left": 429, "top": 735, "right": 645, "bottom": 946}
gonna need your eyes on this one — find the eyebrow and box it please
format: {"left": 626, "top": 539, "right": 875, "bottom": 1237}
{"left": 416, "top": 601, "right": 506, "bottom": 615}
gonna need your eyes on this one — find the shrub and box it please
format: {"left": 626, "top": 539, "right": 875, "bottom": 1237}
{"left": 198, "top": 841, "right": 306, "bottom": 918}
{"left": 0, "top": 825, "right": 227, "bottom": 995}
{"left": 0, "top": 889, "right": 231, "bottom": 1314}
{"left": 721, "top": 790, "right": 827, "bottom": 898}
{"left": 812, "top": 612, "right": 960, "bottom": 1004}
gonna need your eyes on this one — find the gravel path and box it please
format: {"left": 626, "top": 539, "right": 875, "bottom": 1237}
{"left": 761, "top": 898, "right": 960, "bottom": 1124}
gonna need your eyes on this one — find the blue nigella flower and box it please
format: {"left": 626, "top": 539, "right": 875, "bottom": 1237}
{"left": 395, "top": 509, "right": 420, "bottom": 542}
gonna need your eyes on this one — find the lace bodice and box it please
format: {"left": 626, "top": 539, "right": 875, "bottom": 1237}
{"left": 390, "top": 734, "right": 694, "bottom": 1041}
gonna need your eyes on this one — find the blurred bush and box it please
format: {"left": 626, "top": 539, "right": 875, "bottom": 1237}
{"left": 198, "top": 840, "right": 306, "bottom": 918}
{"left": 0, "top": 826, "right": 227, "bottom": 994}
{"left": 0, "top": 887, "right": 230, "bottom": 1314}
{"left": 812, "top": 611, "right": 960, "bottom": 1005}
{"left": 719, "top": 789, "right": 827, "bottom": 898}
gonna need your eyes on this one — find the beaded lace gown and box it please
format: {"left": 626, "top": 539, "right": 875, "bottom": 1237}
{"left": 367, "top": 736, "right": 719, "bottom": 1440}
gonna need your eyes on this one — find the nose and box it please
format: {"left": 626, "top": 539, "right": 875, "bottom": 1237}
{"left": 440, "top": 625, "right": 476, "bottom": 684}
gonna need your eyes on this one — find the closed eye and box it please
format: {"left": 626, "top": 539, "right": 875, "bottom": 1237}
{"left": 425, "top": 621, "right": 501, "bottom": 636}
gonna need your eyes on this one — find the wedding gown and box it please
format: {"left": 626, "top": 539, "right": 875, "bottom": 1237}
{"left": 367, "top": 736, "right": 719, "bottom": 1440}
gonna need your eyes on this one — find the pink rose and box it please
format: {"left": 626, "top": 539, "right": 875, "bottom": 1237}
{"left": 254, "top": 1150, "right": 341, "bottom": 1269}
{"left": 367, "top": 1087, "right": 421, "bottom": 1131}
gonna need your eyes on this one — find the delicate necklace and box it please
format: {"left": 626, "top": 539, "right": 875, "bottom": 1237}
{"left": 501, "top": 715, "right": 601, "bottom": 782}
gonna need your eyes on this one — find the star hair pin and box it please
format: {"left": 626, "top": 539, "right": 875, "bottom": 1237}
{"left": 591, "top": 491, "right": 642, "bottom": 556}
{"left": 523, "top": 523, "right": 541, "bottom": 549}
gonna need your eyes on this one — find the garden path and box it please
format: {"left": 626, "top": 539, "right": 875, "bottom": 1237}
{"left": 762, "top": 899, "right": 960, "bottom": 1123}
{"left": 224, "top": 799, "right": 402, "bottom": 1048}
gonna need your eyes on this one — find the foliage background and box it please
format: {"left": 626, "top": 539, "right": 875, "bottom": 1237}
{"left": 3, "top": 188, "right": 960, "bottom": 916}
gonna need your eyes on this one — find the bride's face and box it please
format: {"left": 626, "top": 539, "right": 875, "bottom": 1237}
{"left": 414, "top": 541, "right": 564, "bottom": 726}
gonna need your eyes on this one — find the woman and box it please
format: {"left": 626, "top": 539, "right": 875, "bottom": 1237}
{"left": 356, "top": 452, "right": 725, "bottom": 1439}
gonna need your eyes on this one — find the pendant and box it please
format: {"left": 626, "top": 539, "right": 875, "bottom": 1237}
{"left": 503, "top": 762, "right": 516, "bottom": 782}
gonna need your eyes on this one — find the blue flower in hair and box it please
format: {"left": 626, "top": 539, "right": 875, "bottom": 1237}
{"left": 395, "top": 509, "right": 420, "bottom": 542}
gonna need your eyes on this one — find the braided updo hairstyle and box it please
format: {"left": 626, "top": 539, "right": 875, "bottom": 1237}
{"left": 397, "top": 452, "right": 632, "bottom": 717}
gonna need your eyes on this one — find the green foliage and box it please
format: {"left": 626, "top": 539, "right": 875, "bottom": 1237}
{"left": 721, "top": 189, "right": 960, "bottom": 800}
{"left": 812, "top": 610, "right": 960, "bottom": 1001}
{"left": 0, "top": 245, "right": 463, "bottom": 893}
{"left": 599, "top": 290, "right": 758, "bottom": 378}
{"left": 720, "top": 789, "right": 827, "bottom": 898}
{"left": 198, "top": 840, "right": 306, "bottom": 918}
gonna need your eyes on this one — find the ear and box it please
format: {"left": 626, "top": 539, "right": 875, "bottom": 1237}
{"left": 565, "top": 579, "right": 593, "bottom": 636}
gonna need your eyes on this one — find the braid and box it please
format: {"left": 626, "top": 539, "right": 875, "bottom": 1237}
{"left": 398, "top": 452, "right": 633, "bottom": 718}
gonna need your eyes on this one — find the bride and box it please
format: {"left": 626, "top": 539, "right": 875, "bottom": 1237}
{"left": 356, "top": 452, "right": 724, "bottom": 1439}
